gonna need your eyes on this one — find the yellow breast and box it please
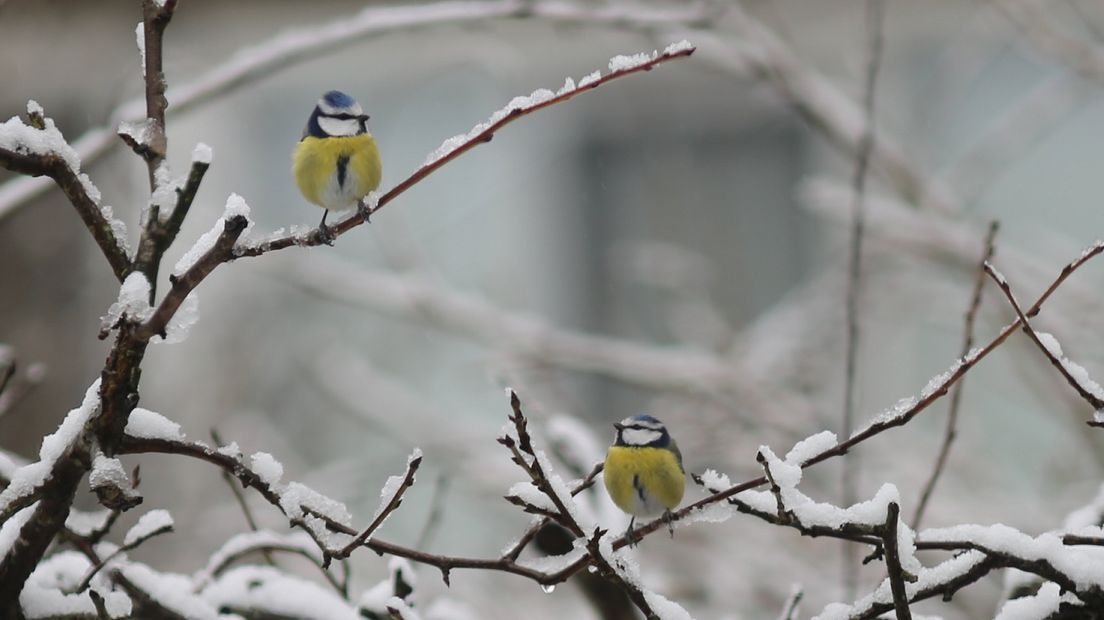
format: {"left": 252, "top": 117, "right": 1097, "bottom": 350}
{"left": 603, "top": 446, "right": 685, "bottom": 517}
{"left": 292, "top": 134, "right": 382, "bottom": 210}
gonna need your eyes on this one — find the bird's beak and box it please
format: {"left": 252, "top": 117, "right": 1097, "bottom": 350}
{"left": 612, "top": 422, "right": 625, "bottom": 431}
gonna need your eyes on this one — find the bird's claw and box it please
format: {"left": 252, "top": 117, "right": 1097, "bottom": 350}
{"left": 357, "top": 199, "right": 372, "bottom": 224}
{"left": 317, "top": 222, "right": 335, "bottom": 246}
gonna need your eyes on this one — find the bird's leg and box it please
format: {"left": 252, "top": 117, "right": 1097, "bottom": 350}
{"left": 625, "top": 516, "right": 638, "bottom": 548}
{"left": 317, "top": 209, "right": 335, "bottom": 246}
{"left": 356, "top": 198, "right": 372, "bottom": 224}
{"left": 663, "top": 510, "right": 676, "bottom": 539}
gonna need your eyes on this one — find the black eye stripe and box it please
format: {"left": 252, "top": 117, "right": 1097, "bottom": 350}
{"left": 320, "top": 112, "right": 369, "bottom": 121}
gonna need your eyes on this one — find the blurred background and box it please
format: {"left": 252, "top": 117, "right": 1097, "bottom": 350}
{"left": 3, "top": 0, "right": 1104, "bottom": 618}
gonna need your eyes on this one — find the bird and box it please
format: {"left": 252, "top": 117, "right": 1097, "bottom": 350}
{"left": 603, "top": 414, "right": 685, "bottom": 544}
{"left": 292, "top": 90, "right": 382, "bottom": 244}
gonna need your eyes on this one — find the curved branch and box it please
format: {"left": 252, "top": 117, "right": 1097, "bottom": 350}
{"left": 237, "top": 44, "right": 695, "bottom": 254}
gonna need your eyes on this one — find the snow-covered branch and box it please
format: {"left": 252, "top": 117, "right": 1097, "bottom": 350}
{"left": 238, "top": 42, "right": 695, "bottom": 253}
{"left": 0, "top": 105, "right": 131, "bottom": 281}
{"left": 983, "top": 260, "right": 1104, "bottom": 417}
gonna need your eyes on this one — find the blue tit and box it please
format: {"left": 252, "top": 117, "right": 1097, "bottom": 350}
{"left": 292, "top": 90, "right": 382, "bottom": 243}
{"left": 603, "top": 414, "right": 685, "bottom": 543}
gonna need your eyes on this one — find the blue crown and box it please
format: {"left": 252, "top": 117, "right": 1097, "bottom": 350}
{"left": 322, "top": 90, "right": 357, "bottom": 108}
{"left": 629, "top": 414, "right": 664, "bottom": 426}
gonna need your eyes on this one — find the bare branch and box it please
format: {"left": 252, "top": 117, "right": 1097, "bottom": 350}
{"left": 880, "top": 503, "right": 913, "bottom": 620}
{"left": 913, "top": 220, "right": 999, "bottom": 527}
{"left": 842, "top": 0, "right": 886, "bottom": 594}
{"left": 583, "top": 528, "right": 661, "bottom": 620}
{"left": 756, "top": 450, "right": 791, "bottom": 525}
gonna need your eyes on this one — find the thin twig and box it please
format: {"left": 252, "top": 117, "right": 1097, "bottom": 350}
{"left": 983, "top": 261, "right": 1104, "bottom": 411}
{"left": 584, "top": 527, "right": 661, "bottom": 620}
{"left": 334, "top": 452, "right": 422, "bottom": 560}
{"left": 842, "top": 0, "right": 886, "bottom": 596}
{"left": 196, "top": 534, "right": 344, "bottom": 595}
{"left": 502, "top": 461, "right": 602, "bottom": 561}
{"left": 0, "top": 361, "right": 45, "bottom": 421}
{"left": 913, "top": 220, "right": 998, "bottom": 527}
{"left": 500, "top": 391, "right": 585, "bottom": 537}
{"left": 881, "top": 502, "right": 913, "bottom": 620}
{"left": 756, "top": 450, "right": 791, "bottom": 525}
{"left": 210, "top": 429, "right": 276, "bottom": 567}
{"left": 777, "top": 585, "right": 803, "bottom": 620}
{"left": 76, "top": 519, "right": 172, "bottom": 592}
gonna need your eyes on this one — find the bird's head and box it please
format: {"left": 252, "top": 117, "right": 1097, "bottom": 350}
{"left": 613, "top": 414, "right": 671, "bottom": 448}
{"left": 304, "top": 90, "right": 370, "bottom": 138}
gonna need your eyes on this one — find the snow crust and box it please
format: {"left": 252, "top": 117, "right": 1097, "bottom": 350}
{"left": 124, "top": 407, "right": 185, "bottom": 440}
{"left": 100, "top": 272, "right": 152, "bottom": 332}
{"left": 203, "top": 565, "right": 359, "bottom": 620}
{"left": 251, "top": 452, "right": 284, "bottom": 486}
{"left": 124, "top": 508, "right": 174, "bottom": 546}
{"left": 173, "top": 193, "right": 254, "bottom": 276}
{"left": 0, "top": 380, "right": 101, "bottom": 513}
{"left": 1035, "top": 331, "right": 1104, "bottom": 403}
{"left": 88, "top": 455, "right": 129, "bottom": 491}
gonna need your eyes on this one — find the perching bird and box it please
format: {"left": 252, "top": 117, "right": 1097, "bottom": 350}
{"left": 292, "top": 90, "right": 382, "bottom": 244}
{"left": 603, "top": 415, "right": 685, "bottom": 544}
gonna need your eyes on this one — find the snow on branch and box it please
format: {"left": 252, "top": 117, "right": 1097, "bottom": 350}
{"left": 128, "top": 194, "right": 254, "bottom": 343}
{"left": 0, "top": 380, "right": 101, "bottom": 527}
{"left": 499, "top": 390, "right": 596, "bottom": 538}
{"left": 647, "top": 239, "right": 1104, "bottom": 554}
{"left": 0, "top": 104, "right": 131, "bottom": 280}
{"left": 331, "top": 449, "right": 422, "bottom": 563}
{"left": 983, "top": 260, "right": 1104, "bottom": 417}
{"left": 75, "top": 509, "right": 173, "bottom": 592}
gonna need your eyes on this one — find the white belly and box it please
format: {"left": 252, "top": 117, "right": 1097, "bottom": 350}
{"left": 318, "top": 169, "right": 362, "bottom": 211}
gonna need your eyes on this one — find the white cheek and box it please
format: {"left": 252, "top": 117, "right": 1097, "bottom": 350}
{"left": 318, "top": 117, "right": 359, "bottom": 137}
{"left": 622, "top": 428, "right": 661, "bottom": 446}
